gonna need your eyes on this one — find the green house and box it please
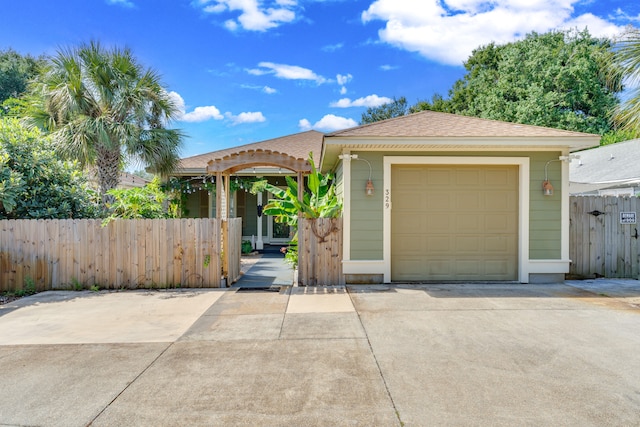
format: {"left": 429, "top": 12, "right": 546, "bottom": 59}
{"left": 173, "top": 111, "right": 599, "bottom": 283}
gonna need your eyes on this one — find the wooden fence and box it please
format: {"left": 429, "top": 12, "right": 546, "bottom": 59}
{"left": 298, "top": 217, "right": 344, "bottom": 286}
{"left": 569, "top": 196, "right": 640, "bottom": 279}
{"left": 0, "top": 218, "right": 242, "bottom": 292}
{"left": 223, "top": 218, "right": 242, "bottom": 285}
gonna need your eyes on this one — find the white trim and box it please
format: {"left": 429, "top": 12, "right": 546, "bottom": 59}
{"left": 383, "top": 156, "right": 530, "bottom": 283}
{"left": 561, "top": 150, "right": 570, "bottom": 261}
{"left": 341, "top": 151, "right": 352, "bottom": 261}
{"left": 528, "top": 260, "right": 571, "bottom": 274}
{"left": 342, "top": 260, "right": 385, "bottom": 275}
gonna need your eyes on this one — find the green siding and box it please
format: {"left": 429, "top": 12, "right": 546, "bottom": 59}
{"left": 529, "top": 152, "right": 562, "bottom": 259}
{"left": 348, "top": 150, "right": 563, "bottom": 261}
{"left": 350, "top": 153, "right": 384, "bottom": 260}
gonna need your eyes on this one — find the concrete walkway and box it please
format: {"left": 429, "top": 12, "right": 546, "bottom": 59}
{"left": 233, "top": 251, "right": 294, "bottom": 288}
{"left": 1, "top": 280, "right": 640, "bottom": 426}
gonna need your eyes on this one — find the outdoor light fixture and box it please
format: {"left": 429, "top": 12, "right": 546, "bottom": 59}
{"left": 365, "top": 178, "right": 375, "bottom": 196}
{"left": 339, "top": 154, "right": 374, "bottom": 196}
{"left": 543, "top": 154, "right": 580, "bottom": 197}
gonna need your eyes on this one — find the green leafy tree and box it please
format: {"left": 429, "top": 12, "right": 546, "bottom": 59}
{"left": 26, "top": 41, "right": 184, "bottom": 208}
{"left": 442, "top": 29, "right": 620, "bottom": 135}
{"left": 0, "top": 49, "right": 44, "bottom": 106}
{"left": 0, "top": 118, "right": 98, "bottom": 219}
{"left": 102, "top": 177, "right": 171, "bottom": 223}
{"left": 610, "top": 27, "right": 640, "bottom": 135}
{"left": 360, "top": 96, "right": 408, "bottom": 124}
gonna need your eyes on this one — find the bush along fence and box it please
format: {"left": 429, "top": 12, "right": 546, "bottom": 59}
{"left": 0, "top": 218, "right": 242, "bottom": 292}
{"left": 569, "top": 196, "right": 640, "bottom": 279}
{"left": 298, "top": 217, "right": 344, "bottom": 286}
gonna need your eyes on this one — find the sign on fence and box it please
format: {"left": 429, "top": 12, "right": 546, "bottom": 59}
{"left": 620, "top": 212, "right": 637, "bottom": 224}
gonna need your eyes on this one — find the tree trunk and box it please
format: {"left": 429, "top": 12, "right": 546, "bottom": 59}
{"left": 95, "top": 145, "right": 121, "bottom": 208}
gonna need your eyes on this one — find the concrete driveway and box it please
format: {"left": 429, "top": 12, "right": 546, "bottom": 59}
{"left": 1, "top": 281, "right": 640, "bottom": 426}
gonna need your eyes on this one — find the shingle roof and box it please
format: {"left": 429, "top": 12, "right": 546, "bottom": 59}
{"left": 327, "top": 110, "right": 597, "bottom": 138}
{"left": 570, "top": 139, "right": 640, "bottom": 184}
{"left": 177, "top": 130, "right": 324, "bottom": 171}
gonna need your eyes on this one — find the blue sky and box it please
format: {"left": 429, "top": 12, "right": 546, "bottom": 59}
{"left": 2, "top": 1, "right": 639, "bottom": 159}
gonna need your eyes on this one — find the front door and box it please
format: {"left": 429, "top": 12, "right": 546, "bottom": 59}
{"left": 268, "top": 216, "right": 292, "bottom": 243}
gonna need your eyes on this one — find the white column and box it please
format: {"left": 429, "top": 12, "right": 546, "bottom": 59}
{"left": 340, "top": 152, "right": 352, "bottom": 261}
{"left": 256, "top": 191, "right": 264, "bottom": 250}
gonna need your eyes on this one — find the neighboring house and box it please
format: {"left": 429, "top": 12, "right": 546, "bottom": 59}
{"left": 174, "top": 111, "right": 600, "bottom": 284}
{"left": 118, "top": 172, "right": 152, "bottom": 189}
{"left": 570, "top": 138, "right": 640, "bottom": 196}
{"left": 87, "top": 170, "right": 152, "bottom": 190}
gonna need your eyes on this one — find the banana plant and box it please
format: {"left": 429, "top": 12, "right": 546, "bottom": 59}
{"left": 260, "top": 153, "right": 342, "bottom": 227}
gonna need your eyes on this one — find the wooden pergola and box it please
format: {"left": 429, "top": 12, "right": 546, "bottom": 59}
{"left": 205, "top": 148, "right": 312, "bottom": 219}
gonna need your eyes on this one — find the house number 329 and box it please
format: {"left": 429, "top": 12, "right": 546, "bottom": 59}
{"left": 385, "top": 189, "right": 391, "bottom": 209}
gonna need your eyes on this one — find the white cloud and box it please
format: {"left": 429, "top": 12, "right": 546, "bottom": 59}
{"left": 380, "top": 64, "right": 399, "bottom": 71}
{"left": 197, "top": 0, "right": 297, "bottom": 32}
{"left": 251, "top": 62, "right": 327, "bottom": 84}
{"left": 169, "top": 91, "right": 223, "bottom": 122}
{"left": 170, "top": 91, "right": 264, "bottom": 124}
{"left": 298, "top": 114, "right": 358, "bottom": 132}
{"left": 239, "top": 84, "right": 277, "bottom": 94}
{"left": 362, "top": 0, "right": 627, "bottom": 66}
{"left": 336, "top": 73, "right": 352, "bottom": 86}
{"left": 181, "top": 105, "right": 225, "bottom": 122}
{"left": 106, "top": 0, "right": 134, "bottom": 7}
{"left": 322, "top": 42, "right": 344, "bottom": 52}
{"left": 336, "top": 73, "right": 352, "bottom": 95}
{"left": 330, "top": 94, "right": 393, "bottom": 108}
{"left": 610, "top": 8, "right": 640, "bottom": 24}
{"left": 226, "top": 111, "right": 267, "bottom": 125}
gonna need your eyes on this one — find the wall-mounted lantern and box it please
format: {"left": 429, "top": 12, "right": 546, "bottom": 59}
{"left": 543, "top": 154, "right": 579, "bottom": 197}
{"left": 339, "top": 154, "right": 374, "bottom": 196}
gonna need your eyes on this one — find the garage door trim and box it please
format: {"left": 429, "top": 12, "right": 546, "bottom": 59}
{"left": 383, "top": 156, "right": 530, "bottom": 283}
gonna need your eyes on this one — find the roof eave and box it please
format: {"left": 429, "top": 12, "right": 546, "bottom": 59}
{"left": 321, "top": 135, "right": 600, "bottom": 172}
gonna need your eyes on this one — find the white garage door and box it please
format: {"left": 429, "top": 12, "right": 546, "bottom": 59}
{"left": 391, "top": 165, "right": 518, "bottom": 281}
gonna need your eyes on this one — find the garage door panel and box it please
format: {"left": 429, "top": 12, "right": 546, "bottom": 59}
{"left": 393, "top": 191, "right": 427, "bottom": 210}
{"left": 395, "top": 168, "right": 424, "bottom": 187}
{"left": 456, "top": 169, "right": 481, "bottom": 186}
{"left": 397, "top": 235, "right": 427, "bottom": 254}
{"left": 391, "top": 164, "right": 518, "bottom": 281}
{"left": 454, "top": 235, "right": 481, "bottom": 252}
{"left": 484, "top": 236, "right": 510, "bottom": 252}
{"left": 426, "top": 169, "right": 453, "bottom": 185}
{"left": 427, "top": 260, "right": 452, "bottom": 276}
{"left": 485, "top": 169, "right": 515, "bottom": 186}
{"left": 456, "top": 214, "right": 480, "bottom": 231}
{"left": 456, "top": 192, "right": 479, "bottom": 209}
{"left": 485, "top": 191, "right": 517, "bottom": 210}
{"left": 484, "top": 260, "right": 513, "bottom": 278}
{"left": 485, "top": 215, "right": 515, "bottom": 232}
{"left": 425, "top": 236, "right": 451, "bottom": 252}
{"left": 426, "top": 214, "right": 451, "bottom": 232}
{"left": 426, "top": 192, "right": 453, "bottom": 211}
{"left": 456, "top": 260, "right": 482, "bottom": 275}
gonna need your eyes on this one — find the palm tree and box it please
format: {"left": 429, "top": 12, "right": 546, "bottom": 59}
{"left": 612, "top": 28, "right": 640, "bottom": 133}
{"left": 27, "top": 41, "right": 183, "bottom": 208}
